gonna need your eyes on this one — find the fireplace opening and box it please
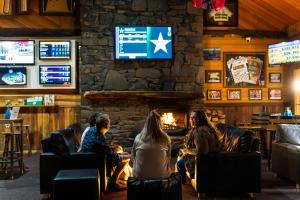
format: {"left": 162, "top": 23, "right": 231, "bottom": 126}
{"left": 159, "top": 109, "right": 189, "bottom": 136}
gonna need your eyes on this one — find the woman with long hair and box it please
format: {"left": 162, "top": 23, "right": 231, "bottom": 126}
{"left": 177, "top": 110, "right": 220, "bottom": 183}
{"left": 132, "top": 109, "right": 171, "bottom": 179}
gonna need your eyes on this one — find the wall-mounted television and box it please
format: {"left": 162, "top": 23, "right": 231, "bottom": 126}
{"left": 268, "top": 40, "right": 300, "bottom": 65}
{"left": 0, "top": 67, "right": 27, "bottom": 85}
{"left": 0, "top": 40, "right": 35, "bottom": 65}
{"left": 115, "top": 26, "right": 172, "bottom": 59}
{"left": 39, "top": 41, "right": 71, "bottom": 60}
{"left": 39, "top": 65, "right": 71, "bottom": 85}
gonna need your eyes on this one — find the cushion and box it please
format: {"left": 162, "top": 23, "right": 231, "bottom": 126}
{"left": 277, "top": 124, "right": 300, "bottom": 146}
{"left": 216, "top": 123, "right": 257, "bottom": 153}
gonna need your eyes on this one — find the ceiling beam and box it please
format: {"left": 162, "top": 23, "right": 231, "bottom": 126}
{"left": 204, "top": 29, "right": 287, "bottom": 39}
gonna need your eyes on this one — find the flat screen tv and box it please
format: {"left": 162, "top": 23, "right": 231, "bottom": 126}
{"left": 115, "top": 26, "right": 172, "bottom": 59}
{"left": 39, "top": 41, "right": 71, "bottom": 60}
{"left": 39, "top": 65, "right": 71, "bottom": 85}
{"left": 0, "top": 40, "right": 35, "bottom": 65}
{"left": 268, "top": 40, "right": 300, "bottom": 65}
{"left": 0, "top": 67, "right": 27, "bottom": 85}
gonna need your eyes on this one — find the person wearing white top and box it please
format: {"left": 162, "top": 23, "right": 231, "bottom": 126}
{"left": 131, "top": 109, "right": 171, "bottom": 179}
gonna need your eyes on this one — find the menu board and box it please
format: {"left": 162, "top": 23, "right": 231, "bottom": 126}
{"left": 39, "top": 65, "right": 71, "bottom": 85}
{"left": 268, "top": 40, "right": 300, "bottom": 65}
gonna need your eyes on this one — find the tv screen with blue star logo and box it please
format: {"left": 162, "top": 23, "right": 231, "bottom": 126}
{"left": 115, "top": 26, "right": 172, "bottom": 59}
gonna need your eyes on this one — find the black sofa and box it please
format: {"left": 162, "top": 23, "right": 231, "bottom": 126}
{"left": 190, "top": 124, "right": 261, "bottom": 197}
{"left": 40, "top": 152, "right": 108, "bottom": 196}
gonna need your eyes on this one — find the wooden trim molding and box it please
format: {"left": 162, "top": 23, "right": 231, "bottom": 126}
{"left": 0, "top": 28, "right": 81, "bottom": 37}
{"left": 204, "top": 29, "right": 287, "bottom": 38}
{"left": 84, "top": 91, "right": 205, "bottom": 100}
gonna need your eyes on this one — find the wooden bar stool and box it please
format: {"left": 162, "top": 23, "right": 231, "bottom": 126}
{"left": 0, "top": 119, "right": 24, "bottom": 179}
{"left": 15, "top": 124, "right": 32, "bottom": 156}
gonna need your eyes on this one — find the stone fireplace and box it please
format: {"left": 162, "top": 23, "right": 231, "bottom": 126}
{"left": 80, "top": 0, "right": 204, "bottom": 147}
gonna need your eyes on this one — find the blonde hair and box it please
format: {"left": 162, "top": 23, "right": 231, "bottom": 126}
{"left": 139, "top": 110, "right": 170, "bottom": 145}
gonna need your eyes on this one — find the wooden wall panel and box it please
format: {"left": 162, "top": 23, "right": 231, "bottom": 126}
{"left": 205, "top": 103, "right": 284, "bottom": 126}
{"left": 0, "top": 0, "right": 78, "bottom": 30}
{"left": 203, "top": 35, "right": 286, "bottom": 125}
{"left": 0, "top": 94, "right": 81, "bottom": 151}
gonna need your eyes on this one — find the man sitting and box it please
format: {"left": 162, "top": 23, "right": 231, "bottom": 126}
{"left": 80, "top": 113, "right": 131, "bottom": 190}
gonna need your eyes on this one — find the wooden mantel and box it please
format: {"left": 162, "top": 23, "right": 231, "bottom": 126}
{"left": 84, "top": 91, "right": 204, "bottom": 100}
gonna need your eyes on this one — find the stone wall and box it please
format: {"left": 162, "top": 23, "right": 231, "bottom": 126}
{"left": 80, "top": 0, "right": 204, "bottom": 146}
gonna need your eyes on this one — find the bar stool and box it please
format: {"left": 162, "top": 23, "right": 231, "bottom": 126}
{"left": 0, "top": 119, "right": 24, "bottom": 179}
{"left": 15, "top": 124, "right": 32, "bottom": 156}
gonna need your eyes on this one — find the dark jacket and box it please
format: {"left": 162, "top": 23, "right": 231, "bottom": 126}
{"left": 80, "top": 127, "right": 119, "bottom": 167}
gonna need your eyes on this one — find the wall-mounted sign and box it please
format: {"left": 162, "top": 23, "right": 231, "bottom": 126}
{"left": 203, "top": 0, "right": 238, "bottom": 27}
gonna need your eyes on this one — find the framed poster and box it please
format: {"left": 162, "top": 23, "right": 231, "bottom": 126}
{"left": 227, "top": 89, "right": 241, "bottom": 100}
{"left": 269, "top": 88, "right": 282, "bottom": 100}
{"left": 0, "top": 0, "right": 13, "bottom": 16}
{"left": 203, "top": 48, "right": 221, "bottom": 60}
{"left": 203, "top": 0, "right": 238, "bottom": 27}
{"left": 207, "top": 90, "right": 222, "bottom": 100}
{"left": 269, "top": 73, "right": 281, "bottom": 83}
{"left": 39, "top": 0, "right": 75, "bottom": 15}
{"left": 248, "top": 89, "right": 262, "bottom": 100}
{"left": 205, "top": 70, "right": 221, "bottom": 83}
{"left": 18, "top": 0, "right": 30, "bottom": 15}
{"left": 224, "top": 52, "right": 266, "bottom": 87}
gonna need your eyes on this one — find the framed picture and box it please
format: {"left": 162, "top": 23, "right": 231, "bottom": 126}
{"left": 0, "top": 0, "right": 14, "bottom": 16}
{"left": 224, "top": 52, "right": 266, "bottom": 87}
{"left": 39, "top": 0, "right": 75, "bottom": 15}
{"left": 269, "top": 88, "right": 282, "bottom": 100}
{"left": 249, "top": 89, "right": 262, "bottom": 100}
{"left": 227, "top": 89, "right": 241, "bottom": 100}
{"left": 205, "top": 70, "right": 221, "bottom": 83}
{"left": 17, "top": 0, "right": 30, "bottom": 15}
{"left": 207, "top": 90, "right": 222, "bottom": 100}
{"left": 203, "top": 48, "right": 221, "bottom": 60}
{"left": 203, "top": 0, "right": 238, "bottom": 27}
{"left": 269, "top": 73, "right": 281, "bottom": 83}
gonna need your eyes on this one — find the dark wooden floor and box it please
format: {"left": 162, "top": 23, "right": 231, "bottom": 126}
{"left": 0, "top": 155, "right": 299, "bottom": 200}
{"left": 103, "top": 160, "right": 300, "bottom": 200}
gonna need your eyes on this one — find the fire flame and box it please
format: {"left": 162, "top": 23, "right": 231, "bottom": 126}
{"left": 161, "top": 113, "right": 177, "bottom": 128}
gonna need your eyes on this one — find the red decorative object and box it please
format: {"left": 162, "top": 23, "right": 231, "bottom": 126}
{"left": 192, "top": 0, "right": 226, "bottom": 11}
{"left": 192, "top": 0, "right": 203, "bottom": 8}
{"left": 212, "top": 0, "right": 225, "bottom": 11}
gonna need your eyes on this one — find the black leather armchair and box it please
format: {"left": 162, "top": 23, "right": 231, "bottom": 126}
{"left": 40, "top": 152, "right": 108, "bottom": 196}
{"left": 190, "top": 124, "right": 262, "bottom": 196}
{"left": 192, "top": 152, "right": 261, "bottom": 196}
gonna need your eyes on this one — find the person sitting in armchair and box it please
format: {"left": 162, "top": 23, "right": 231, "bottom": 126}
{"left": 80, "top": 113, "right": 131, "bottom": 190}
{"left": 131, "top": 109, "right": 171, "bottom": 179}
{"left": 176, "top": 110, "right": 220, "bottom": 183}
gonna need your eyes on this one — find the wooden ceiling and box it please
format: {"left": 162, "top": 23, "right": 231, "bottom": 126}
{"left": 239, "top": 0, "right": 300, "bottom": 31}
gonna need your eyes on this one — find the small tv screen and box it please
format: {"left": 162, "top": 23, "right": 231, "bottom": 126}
{"left": 0, "top": 67, "right": 27, "bottom": 85}
{"left": 0, "top": 40, "right": 35, "bottom": 65}
{"left": 115, "top": 26, "right": 172, "bottom": 59}
{"left": 268, "top": 40, "right": 300, "bottom": 65}
{"left": 39, "top": 65, "right": 71, "bottom": 85}
{"left": 39, "top": 41, "right": 71, "bottom": 59}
